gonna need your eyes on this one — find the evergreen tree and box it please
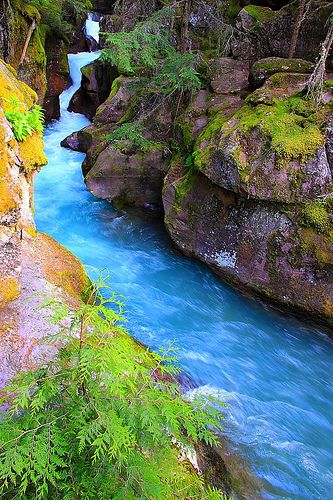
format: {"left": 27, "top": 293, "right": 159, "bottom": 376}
{"left": 101, "top": 7, "right": 201, "bottom": 94}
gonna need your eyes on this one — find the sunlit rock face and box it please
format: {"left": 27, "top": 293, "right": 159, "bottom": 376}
{"left": 0, "top": 59, "right": 89, "bottom": 387}
{"left": 163, "top": 69, "right": 333, "bottom": 326}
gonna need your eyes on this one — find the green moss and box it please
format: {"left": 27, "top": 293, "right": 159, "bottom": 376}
{"left": 0, "top": 180, "right": 18, "bottom": 216}
{"left": 81, "top": 63, "right": 94, "bottom": 78}
{"left": 0, "top": 59, "right": 37, "bottom": 111}
{"left": 231, "top": 97, "right": 325, "bottom": 168}
{"left": 18, "top": 131, "right": 47, "bottom": 173}
{"left": 38, "top": 233, "right": 90, "bottom": 300}
{"left": 252, "top": 58, "right": 313, "bottom": 76}
{"left": 227, "top": 0, "right": 241, "bottom": 22}
{"left": 109, "top": 76, "right": 123, "bottom": 100}
{"left": 302, "top": 202, "right": 330, "bottom": 233}
{"left": 177, "top": 113, "right": 193, "bottom": 150}
{"left": 193, "top": 111, "right": 227, "bottom": 171}
{"left": 26, "top": 25, "right": 47, "bottom": 68}
{"left": 244, "top": 5, "right": 275, "bottom": 23}
{"left": 173, "top": 171, "right": 197, "bottom": 212}
{"left": 117, "top": 97, "right": 140, "bottom": 125}
{"left": 0, "top": 277, "right": 20, "bottom": 306}
{"left": 300, "top": 227, "right": 333, "bottom": 270}
{"left": 16, "top": 2, "right": 41, "bottom": 22}
{"left": 324, "top": 79, "right": 333, "bottom": 90}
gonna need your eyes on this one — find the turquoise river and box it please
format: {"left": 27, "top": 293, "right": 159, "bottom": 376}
{"left": 34, "top": 46, "right": 333, "bottom": 499}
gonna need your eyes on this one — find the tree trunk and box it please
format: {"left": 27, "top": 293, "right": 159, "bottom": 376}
{"left": 307, "top": 22, "right": 333, "bottom": 104}
{"left": 180, "top": 0, "right": 192, "bottom": 53}
{"left": 288, "top": 0, "right": 307, "bottom": 58}
{"left": 19, "top": 18, "right": 36, "bottom": 66}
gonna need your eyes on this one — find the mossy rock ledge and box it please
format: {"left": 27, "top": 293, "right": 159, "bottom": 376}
{"left": 194, "top": 73, "right": 333, "bottom": 205}
{"left": 163, "top": 71, "right": 333, "bottom": 328}
{"left": 0, "top": 58, "right": 89, "bottom": 386}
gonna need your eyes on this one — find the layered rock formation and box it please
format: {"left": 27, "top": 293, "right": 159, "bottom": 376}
{"left": 0, "top": 59, "right": 89, "bottom": 386}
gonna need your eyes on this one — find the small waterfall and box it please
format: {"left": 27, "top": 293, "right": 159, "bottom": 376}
{"left": 85, "top": 13, "right": 100, "bottom": 45}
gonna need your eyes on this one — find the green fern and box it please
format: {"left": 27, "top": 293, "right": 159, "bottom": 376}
{"left": 4, "top": 97, "right": 44, "bottom": 141}
{"left": 0, "top": 277, "right": 228, "bottom": 499}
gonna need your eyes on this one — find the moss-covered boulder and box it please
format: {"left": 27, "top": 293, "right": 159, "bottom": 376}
{"left": 250, "top": 57, "right": 315, "bottom": 88}
{"left": 194, "top": 73, "right": 333, "bottom": 204}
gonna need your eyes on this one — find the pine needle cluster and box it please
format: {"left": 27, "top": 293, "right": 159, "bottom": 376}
{"left": 0, "top": 278, "right": 227, "bottom": 499}
{"left": 105, "top": 122, "right": 163, "bottom": 152}
{"left": 101, "top": 8, "right": 201, "bottom": 95}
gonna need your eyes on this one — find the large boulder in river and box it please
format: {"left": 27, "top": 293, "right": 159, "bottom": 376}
{"left": 81, "top": 76, "right": 175, "bottom": 207}
{"left": 163, "top": 161, "right": 333, "bottom": 327}
{"left": 86, "top": 146, "right": 170, "bottom": 208}
{"left": 68, "top": 60, "right": 118, "bottom": 119}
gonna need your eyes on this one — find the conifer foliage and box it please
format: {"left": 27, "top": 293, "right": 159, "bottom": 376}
{"left": 101, "top": 8, "right": 201, "bottom": 94}
{"left": 0, "top": 278, "right": 226, "bottom": 499}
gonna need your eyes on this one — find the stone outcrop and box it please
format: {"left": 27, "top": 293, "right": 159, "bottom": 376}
{"left": 68, "top": 60, "right": 118, "bottom": 119}
{"left": 65, "top": 1, "right": 333, "bottom": 326}
{"left": 0, "top": 59, "right": 89, "bottom": 386}
{"left": 163, "top": 70, "right": 333, "bottom": 326}
{"left": 249, "top": 57, "right": 314, "bottom": 88}
{"left": 231, "top": 3, "right": 332, "bottom": 63}
{"left": 195, "top": 74, "right": 333, "bottom": 204}
{"left": 67, "top": 75, "right": 174, "bottom": 208}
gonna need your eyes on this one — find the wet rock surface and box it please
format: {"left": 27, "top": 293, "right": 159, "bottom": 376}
{"left": 163, "top": 165, "right": 333, "bottom": 326}
{"left": 68, "top": 60, "right": 118, "bottom": 119}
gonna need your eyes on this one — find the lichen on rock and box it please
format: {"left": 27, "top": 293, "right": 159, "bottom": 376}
{"left": 0, "top": 57, "right": 89, "bottom": 386}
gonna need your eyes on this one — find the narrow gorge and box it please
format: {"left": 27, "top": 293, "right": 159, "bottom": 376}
{"left": 0, "top": 0, "right": 333, "bottom": 499}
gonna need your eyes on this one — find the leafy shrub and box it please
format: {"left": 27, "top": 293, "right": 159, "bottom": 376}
{"left": 0, "top": 279, "right": 226, "bottom": 499}
{"left": 105, "top": 122, "right": 163, "bottom": 152}
{"left": 4, "top": 98, "right": 44, "bottom": 141}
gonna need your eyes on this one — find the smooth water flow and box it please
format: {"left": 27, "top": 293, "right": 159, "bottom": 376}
{"left": 34, "top": 46, "right": 333, "bottom": 499}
